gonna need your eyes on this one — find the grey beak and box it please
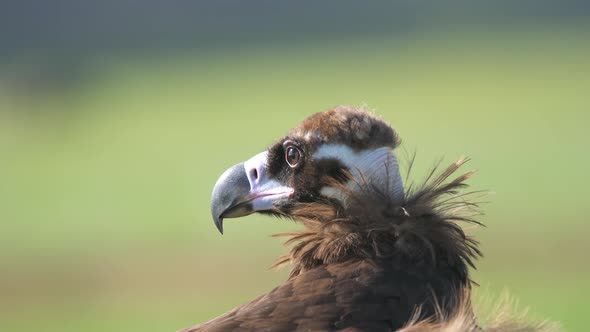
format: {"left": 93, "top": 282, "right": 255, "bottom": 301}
{"left": 210, "top": 151, "right": 294, "bottom": 234}
{"left": 210, "top": 162, "right": 253, "bottom": 234}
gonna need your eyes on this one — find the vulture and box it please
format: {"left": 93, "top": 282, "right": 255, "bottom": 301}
{"left": 181, "top": 106, "right": 557, "bottom": 332}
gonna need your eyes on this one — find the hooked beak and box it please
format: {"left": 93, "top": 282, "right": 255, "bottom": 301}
{"left": 210, "top": 151, "right": 294, "bottom": 234}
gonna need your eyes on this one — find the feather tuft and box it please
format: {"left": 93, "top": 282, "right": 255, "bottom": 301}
{"left": 274, "top": 157, "right": 484, "bottom": 282}
{"left": 399, "top": 288, "right": 562, "bottom": 332}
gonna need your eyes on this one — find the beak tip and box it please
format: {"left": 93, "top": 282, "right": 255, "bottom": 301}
{"left": 214, "top": 217, "right": 224, "bottom": 235}
{"left": 211, "top": 162, "right": 249, "bottom": 235}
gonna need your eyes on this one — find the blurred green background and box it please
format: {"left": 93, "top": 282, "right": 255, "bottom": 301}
{"left": 1, "top": 2, "right": 589, "bottom": 331}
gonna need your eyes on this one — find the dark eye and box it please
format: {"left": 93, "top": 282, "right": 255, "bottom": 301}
{"left": 285, "top": 145, "right": 302, "bottom": 168}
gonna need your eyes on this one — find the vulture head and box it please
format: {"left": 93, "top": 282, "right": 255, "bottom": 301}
{"left": 212, "top": 106, "right": 404, "bottom": 234}
{"left": 211, "top": 105, "right": 479, "bottom": 280}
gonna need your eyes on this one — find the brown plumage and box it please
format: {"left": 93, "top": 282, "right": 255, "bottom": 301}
{"left": 182, "top": 106, "right": 558, "bottom": 332}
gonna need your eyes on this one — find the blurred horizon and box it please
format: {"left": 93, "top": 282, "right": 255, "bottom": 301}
{"left": 1, "top": 2, "right": 589, "bottom": 332}
{"left": 2, "top": 0, "right": 590, "bottom": 97}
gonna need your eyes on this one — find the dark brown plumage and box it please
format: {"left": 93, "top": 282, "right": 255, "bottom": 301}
{"left": 182, "top": 106, "right": 558, "bottom": 332}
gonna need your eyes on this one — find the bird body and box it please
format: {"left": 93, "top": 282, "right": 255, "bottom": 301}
{"left": 188, "top": 259, "right": 461, "bottom": 332}
{"left": 182, "top": 106, "right": 556, "bottom": 332}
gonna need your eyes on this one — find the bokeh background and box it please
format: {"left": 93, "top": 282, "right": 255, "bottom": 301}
{"left": 1, "top": 1, "right": 589, "bottom": 331}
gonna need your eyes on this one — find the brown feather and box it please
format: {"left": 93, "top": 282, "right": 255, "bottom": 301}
{"left": 276, "top": 158, "right": 482, "bottom": 282}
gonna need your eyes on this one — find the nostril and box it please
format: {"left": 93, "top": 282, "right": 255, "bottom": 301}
{"left": 250, "top": 168, "right": 258, "bottom": 181}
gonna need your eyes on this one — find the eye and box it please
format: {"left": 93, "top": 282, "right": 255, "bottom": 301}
{"left": 285, "top": 145, "right": 302, "bottom": 168}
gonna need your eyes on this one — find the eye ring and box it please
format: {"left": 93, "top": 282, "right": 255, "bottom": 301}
{"left": 284, "top": 141, "right": 303, "bottom": 168}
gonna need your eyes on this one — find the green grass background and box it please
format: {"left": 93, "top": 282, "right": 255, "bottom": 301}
{"left": 1, "top": 25, "right": 589, "bottom": 331}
